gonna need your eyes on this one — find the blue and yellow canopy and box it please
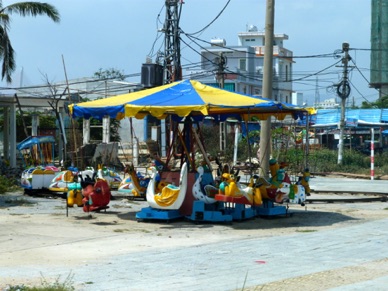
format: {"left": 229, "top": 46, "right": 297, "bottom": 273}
{"left": 69, "top": 79, "right": 314, "bottom": 121}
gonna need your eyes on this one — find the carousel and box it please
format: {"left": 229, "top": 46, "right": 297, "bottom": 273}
{"left": 68, "top": 79, "right": 314, "bottom": 222}
{"left": 17, "top": 135, "right": 61, "bottom": 193}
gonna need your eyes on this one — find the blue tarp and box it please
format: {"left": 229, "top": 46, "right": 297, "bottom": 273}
{"left": 17, "top": 136, "right": 55, "bottom": 151}
{"left": 312, "top": 109, "right": 388, "bottom": 127}
{"left": 241, "top": 122, "right": 261, "bottom": 144}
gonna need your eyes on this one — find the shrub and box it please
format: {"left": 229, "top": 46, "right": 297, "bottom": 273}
{"left": 200, "top": 124, "right": 384, "bottom": 175}
{"left": 0, "top": 175, "right": 19, "bottom": 194}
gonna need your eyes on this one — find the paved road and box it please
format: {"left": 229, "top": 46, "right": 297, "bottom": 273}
{"left": 4, "top": 217, "right": 387, "bottom": 290}
{"left": 1, "top": 176, "right": 387, "bottom": 290}
{"left": 310, "top": 175, "right": 388, "bottom": 193}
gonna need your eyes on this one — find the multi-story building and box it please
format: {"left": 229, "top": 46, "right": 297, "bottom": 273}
{"left": 186, "top": 25, "right": 295, "bottom": 104}
{"left": 371, "top": 0, "right": 388, "bottom": 96}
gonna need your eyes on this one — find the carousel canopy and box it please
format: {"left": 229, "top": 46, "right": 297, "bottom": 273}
{"left": 69, "top": 79, "right": 314, "bottom": 121}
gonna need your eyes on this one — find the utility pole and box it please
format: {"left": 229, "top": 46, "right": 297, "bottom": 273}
{"left": 163, "top": 0, "right": 182, "bottom": 84}
{"left": 337, "top": 42, "right": 351, "bottom": 165}
{"left": 259, "top": 0, "right": 275, "bottom": 178}
{"left": 216, "top": 52, "right": 226, "bottom": 89}
{"left": 314, "top": 76, "right": 320, "bottom": 106}
{"left": 160, "top": 0, "right": 183, "bottom": 157}
{"left": 216, "top": 52, "right": 227, "bottom": 153}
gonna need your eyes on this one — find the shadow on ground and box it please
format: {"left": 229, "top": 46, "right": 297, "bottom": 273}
{"left": 115, "top": 208, "right": 358, "bottom": 231}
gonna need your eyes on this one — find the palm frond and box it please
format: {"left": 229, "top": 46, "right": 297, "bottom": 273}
{"left": 0, "top": 26, "right": 4, "bottom": 58}
{"left": 0, "top": 13, "right": 10, "bottom": 28}
{"left": 4, "top": 2, "right": 60, "bottom": 22}
{"left": 0, "top": 30, "right": 15, "bottom": 83}
{"left": 0, "top": 2, "right": 60, "bottom": 82}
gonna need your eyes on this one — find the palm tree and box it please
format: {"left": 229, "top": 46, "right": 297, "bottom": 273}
{"left": 0, "top": 1, "right": 60, "bottom": 83}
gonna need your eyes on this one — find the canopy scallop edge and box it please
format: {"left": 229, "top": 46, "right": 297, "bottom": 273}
{"left": 69, "top": 79, "right": 314, "bottom": 121}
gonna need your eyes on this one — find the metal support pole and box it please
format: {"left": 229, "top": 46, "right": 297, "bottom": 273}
{"left": 9, "top": 104, "right": 17, "bottom": 167}
{"left": 102, "top": 116, "right": 110, "bottom": 144}
{"left": 305, "top": 114, "right": 310, "bottom": 169}
{"left": 259, "top": 0, "right": 275, "bottom": 178}
{"left": 370, "top": 128, "right": 375, "bottom": 180}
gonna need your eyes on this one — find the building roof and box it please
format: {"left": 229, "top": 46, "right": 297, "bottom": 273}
{"left": 312, "top": 108, "right": 388, "bottom": 127}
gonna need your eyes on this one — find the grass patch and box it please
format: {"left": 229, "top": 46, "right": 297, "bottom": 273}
{"left": 0, "top": 175, "right": 20, "bottom": 194}
{"left": 6, "top": 272, "right": 75, "bottom": 291}
{"left": 4, "top": 198, "right": 35, "bottom": 206}
{"left": 139, "top": 229, "right": 152, "bottom": 233}
{"left": 50, "top": 213, "right": 66, "bottom": 216}
{"left": 343, "top": 209, "right": 357, "bottom": 213}
{"left": 296, "top": 229, "right": 317, "bottom": 233}
{"left": 111, "top": 204, "right": 127, "bottom": 209}
{"left": 113, "top": 228, "right": 129, "bottom": 233}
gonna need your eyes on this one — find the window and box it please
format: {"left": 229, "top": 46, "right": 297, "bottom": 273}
{"left": 239, "top": 59, "right": 247, "bottom": 71}
{"left": 285, "top": 65, "right": 288, "bottom": 81}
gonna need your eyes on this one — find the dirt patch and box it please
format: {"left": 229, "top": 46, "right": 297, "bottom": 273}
{"left": 1, "top": 190, "right": 387, "bottom": 289}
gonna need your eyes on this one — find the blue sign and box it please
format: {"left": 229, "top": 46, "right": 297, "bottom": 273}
{"left": 345, "top": 118, "right": 358, "bottom": 127}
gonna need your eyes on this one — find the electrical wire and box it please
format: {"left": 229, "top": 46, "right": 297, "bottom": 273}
{"left": 348, "top": 58, "right": 388, "bottom": 102}
{"left": 348, "top": 78, "right": 373, "bottom": 104}
{"left": 289, "top": 59, "right": 343, "bottom": 82}
{"left": 351, "top": 48, "right": 388, "bottom": 51}
{"left": 184, "top": 0, "right": 231, "bottom": 36}
{"left": 180, "top": 34, "right": 226, "bottom": 71}
{"left": 182, "top": 31, "right": 353, "bottom": 94}
{"left": 147, "top": 3, "right": 166, "bottom": 60}
{"left": 183, "top": 33, "right": 344, "bottom": 60}
{"left": 0, "top": 72, "right": 141, "bottom": 91}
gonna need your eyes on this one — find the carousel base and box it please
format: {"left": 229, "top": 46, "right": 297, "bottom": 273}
{"left": 136, "top": 207, "right": 183, "bottom": 221}
{"left": 187, "top": 200, "right": 233, "bottom": 223}
{"left": 223, "top": 203, "right": 256, "bottom": 221}
{"left": 256, "top": 200, "right": 288, "bottom": 217}
{"left": 213, "top": 194, "right": 257, "bottom": 221}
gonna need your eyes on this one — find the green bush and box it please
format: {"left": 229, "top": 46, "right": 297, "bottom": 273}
{"left": 200, "top": 124, "right": 385, "bottom": 176}
{"left": 0, "top": 175, "right": 19, "bottom": 194}
{"left": 281, "top": 148, "right": 386, "bottom": 175}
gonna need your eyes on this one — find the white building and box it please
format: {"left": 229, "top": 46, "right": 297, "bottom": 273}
{"left": 186, "top": 25, "right": 294, "bottom": 103}
{"left": 291, "top": 92, "right": 304, "bottom": 106}
{"left": 315, "top": 98, "right": 340, "bottom": 109}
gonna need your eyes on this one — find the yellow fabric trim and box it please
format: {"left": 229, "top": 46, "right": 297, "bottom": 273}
{"left": 154, "top": 187, "right": 180, "bottom": 207}
{"left": 70, "top": 79, "right": 313, "bottom": 120}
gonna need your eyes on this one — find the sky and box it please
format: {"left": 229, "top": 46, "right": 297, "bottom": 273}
{"left": 1, "top": 0, "right": 377, "bottom": 106}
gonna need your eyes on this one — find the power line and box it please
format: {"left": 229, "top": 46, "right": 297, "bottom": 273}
{"left": 184, "top": 0, "right": 231, "bottom": 36}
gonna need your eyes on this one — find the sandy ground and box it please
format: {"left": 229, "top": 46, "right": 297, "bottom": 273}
{"left": 0, "top": 187, "right": 387, "bottom": 290}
